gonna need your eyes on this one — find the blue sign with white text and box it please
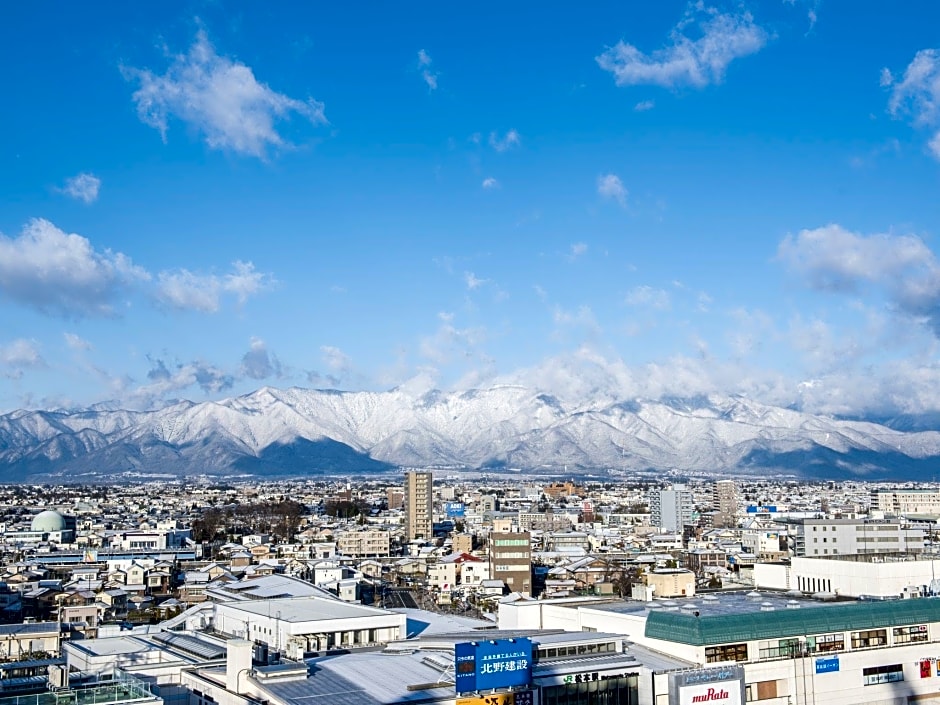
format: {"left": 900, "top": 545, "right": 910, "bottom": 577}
{"left": 445, "top": 502, "right": 466, "bottom": 518}
{"left": 454, "top": 638, "right": 533, "bottom": 693}
{"left": 815, "top": 657, "right": 839, "bottom": 674}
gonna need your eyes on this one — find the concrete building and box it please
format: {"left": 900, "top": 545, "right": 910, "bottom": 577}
{"left": 450, "top": 533, "right": 472, "bottom": 554}
{"left": 640, "top": 569, "right": 696, "bottom": 599}
{"left": 385, "top": 488, "right": 404, "bottom": 510}
{"left": 1, "top": 510, "right": 78, "bottom": 544}
{"left": 792, "top": 518, "right": 924, "bottom": 557}
{"left": 714, "top": 480, "right": 739, "bottom": 528}
{"left": 740, "top": 529, "right": 785, "bottom": 561}
{"left": 500, "top": 590, "right": 940, "bottom": 705}
{"left": 180, "top": 629, "right": 643, "bottom": 705}
{"left": 489, "top": 529, "right": 532, "bottom": 596}
{"left": 404, "top": 470, "right": 433, "bottom": 541}
{"left": 336, "top": 529, "right": 390, "bottom": 558}
{"left": 650, "top": 485, "right": 694, "bottom": 534}
{"left": 0, "top": 621, "right": 66, "bottom": 661}
{"left": 873, "top": 487, "right": 940, "bottom": 516}
{"left": 755, "top": 553, "right": 940, "bottom": 598}
{"left": 213, "top": 595, "right": 407, "bottom": 658}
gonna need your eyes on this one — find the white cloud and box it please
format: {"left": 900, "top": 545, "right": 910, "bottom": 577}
{"left": 597, "top": 173, "right": 627, "bottom": 205}
{"left": 419, "top": 313, "right": 487, "bottom": 365}
{"left": 156, "top": 270, "right": 221, "bottom": 312}
{"left": 136, "top": 357, "right": 234, "bottom": 402}
{"left": 0, "top": 218, "right": 149, "bottom": 317}
{"left": 930, "top": 132, "right": 940, "bottom": 160}
{"left": 63, "top": 333, "right": 92, "bottom": 351}
{"left": 634, "top": 100, "right": 655, "bottom": 111}
{"left": 569, "top": 242, "right": 588, "bottom": 260}
{"left": 597, "top": 5, "right": 767, "bottom": 89}
{"left": 0, "top": 219, "right": 272, "bottom": 318}
{"left": 624, "top": 285, "right": 670, "bottom": 310}
{"left": 552, "top": 305, "right": 602, "bottom": 341}
{"left": 123, "top": 30, "right": 327, "bottom": 158}
{"left": 482, "top": 177, "right": 499, "bottom": 189}
{"left": 417, "top": 49, "right": 439, "bottom": 91}
{"left": 464, "top": 271, "right": 486, "bottom": 290}
{"left": 155, "top": 261, "right": 273, "bottom": 313}
{"left": 0, "top": 339, "right": 45, "bottom": 378}
{"left": 60, "top": 173, "right": 101, "bottom": 204}
{"left": 884, "top": 48, "right": 940, "bottom": 160}
{"left": 727, "top": 307, "right": 776, "bottom": 358}
{"left": 489, "top": 129, "right": 521, "bottom": 152}
{"left": 493, "top": 345, "right": 940, "bottom": 419}
{"left": 241, "top": 337, "right": 282, "bottom": 379}
{"left": 224, "top": 261, "right": 271, "bottom": 305}
{"left": 321, "top": 345, "right": 352, "bottom": 375}
{"left": 778, "top": 224, "right": 940, "bottom": 334}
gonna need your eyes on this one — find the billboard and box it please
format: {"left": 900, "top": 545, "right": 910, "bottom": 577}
{"left": 815, "top": 657, "right": 839, "bottom": 674}
{"left": 455, "top": 638, "right": 533, "bottom": 694}
{"left": 445, "top": 502, "right": 466, "bottom": 518}
{"left": 670, "top": 667, "right": 745, "bottom": 705}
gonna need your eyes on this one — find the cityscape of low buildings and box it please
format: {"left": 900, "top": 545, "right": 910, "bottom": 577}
{"left": 0, "top": 473, "right": 938, "bottom": 704}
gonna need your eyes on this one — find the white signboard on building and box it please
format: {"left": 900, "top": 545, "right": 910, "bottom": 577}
{"left": 678, "top": 681, "right": 743, "bottom": 705}
{"left": 669, "top": 666, "right": 745, "bottom": 705}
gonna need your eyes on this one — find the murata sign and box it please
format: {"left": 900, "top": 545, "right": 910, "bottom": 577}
{"left": 669, "top": 667, "right": 745, "bottom": 705}
{"left": 681, "top": 685, "right": 740, "bottom": 705}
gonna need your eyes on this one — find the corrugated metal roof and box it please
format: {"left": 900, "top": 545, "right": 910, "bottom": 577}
{"left": 264, "top": 652, "right": 453, "bottom": 705}
{"left": 0, "top": 658, "right": 64, "bottom": 671}
{"left": 644, "top": 597, "right": 940, "bottom": 645}
{"left": 0, "top": 622, "right": 64, "bottom": 636}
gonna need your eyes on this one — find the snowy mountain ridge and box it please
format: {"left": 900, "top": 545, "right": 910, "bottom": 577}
{"left": 1, "top": 385, "right": 938, "bottom": 480}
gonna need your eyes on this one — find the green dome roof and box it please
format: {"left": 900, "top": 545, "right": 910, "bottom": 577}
{"left": 31, "top": 510, "right": 67, "bottom": 533}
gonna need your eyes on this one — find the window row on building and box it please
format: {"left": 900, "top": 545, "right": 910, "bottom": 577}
{"left": 708, "top": 624, "right": 931, "bottom": 663}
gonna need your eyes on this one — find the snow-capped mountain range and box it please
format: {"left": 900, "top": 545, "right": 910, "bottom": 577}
{"left": 1, "top": 385, "right": 939, "bottom": 481}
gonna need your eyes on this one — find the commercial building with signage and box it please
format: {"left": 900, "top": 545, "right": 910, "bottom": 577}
{"left": 499, "top": 591, "right": 940, "bottom": 705}
{"left": 489, "top": 530, "right": 533, "bottom": 596}
{"left": 179, "top": 628, "right": 648, "bottom": 705}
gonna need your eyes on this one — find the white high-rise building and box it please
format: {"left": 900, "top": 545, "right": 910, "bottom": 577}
{"left": 650, "top": 484, "right": 694, "bottom": 533}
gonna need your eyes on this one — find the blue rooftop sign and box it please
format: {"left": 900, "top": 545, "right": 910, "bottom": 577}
{"left": 454, "top": 638, "right": 533, "bottom": 693}
{"left": 445, "top": 502, "right": 466, "bottom": 518}
{"left": 815, "top": 657, "right": 839, "bottom": 674}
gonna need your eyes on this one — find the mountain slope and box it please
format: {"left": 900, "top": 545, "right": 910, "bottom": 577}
{"left": 0, "top": 386, "right": 939, "bottom": 480}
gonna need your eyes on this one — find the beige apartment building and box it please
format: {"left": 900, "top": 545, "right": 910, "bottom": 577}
{"left": 404, "top": 470, "right": 433, "bottom": 540}
{"left": 337, "top": 529, "right": 390, "bottom": 557}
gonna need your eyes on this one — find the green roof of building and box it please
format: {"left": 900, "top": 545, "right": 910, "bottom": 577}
{"left": 644, "top": 598, "right": 940, "bottom": 646}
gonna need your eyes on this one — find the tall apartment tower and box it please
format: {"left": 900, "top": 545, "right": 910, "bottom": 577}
{"left": 489, "top": 528, "right": 532, "bottom": 596}
{"left": 649, "top": 484, "right": 694, "bottom": 533}
{"left": 714, "top": 480, "right": 739, "bottom": 528}
{"left": 404, "top": 470, "right": 433, "bottom": 540}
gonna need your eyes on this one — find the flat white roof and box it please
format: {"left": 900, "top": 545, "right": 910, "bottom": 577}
{"left": 220, "top": 596, "right": 393, "bottom": 623}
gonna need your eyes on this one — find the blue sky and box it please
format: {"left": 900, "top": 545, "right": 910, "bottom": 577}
{"left": 1, "top": 1, "right": 939, "bottom": 417}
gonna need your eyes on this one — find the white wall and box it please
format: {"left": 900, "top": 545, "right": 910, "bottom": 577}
{"left": 790, "top": 556, "right": 940, "bottom": 598}
{"left": 753, "top": 562, "right": 791, "bottom": 591}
